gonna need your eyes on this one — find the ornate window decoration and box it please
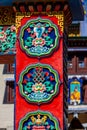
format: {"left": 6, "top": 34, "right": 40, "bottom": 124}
{"left": 18, "top": 63, "right": 60, "bottom": 104}
{"left": 0, "top": 25, "right": 16, "bottom": 55}
{"left": 18, "top": 110, "right": 60, "bottom": 130}
{"left": 68, "top": 78, "right": 82, "bottom": 105}
{"left": 19, "top": 17, "right": 59, "bottom": 57}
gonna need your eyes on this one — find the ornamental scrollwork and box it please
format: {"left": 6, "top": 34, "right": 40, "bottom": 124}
{"left": 18, "top": 110, "right": 60, "bottom": 130}
{"left": 18, "top": 63, "right": 60, "bottom": 104}
{"left": 56, "top": 13, "right": 64, "bottom": 33}
{"left": 19, "top": 17, "right": 59, "bottom": 57}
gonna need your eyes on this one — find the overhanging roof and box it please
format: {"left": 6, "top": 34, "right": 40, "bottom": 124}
{"left": 0, "top": 0, "right": 84, "bottom": 21}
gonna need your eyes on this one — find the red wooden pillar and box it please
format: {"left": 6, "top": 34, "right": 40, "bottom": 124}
{"left": 15, "top": 9, "right": 68, "bottom": 129}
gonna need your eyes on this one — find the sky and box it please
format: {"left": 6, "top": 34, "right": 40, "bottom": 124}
{"left": 80, "top": 0, "right": 87, "bottom": 36}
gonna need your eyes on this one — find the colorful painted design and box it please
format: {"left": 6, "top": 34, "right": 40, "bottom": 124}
{"left": 68, "top": 78, "right": 82, "bottom": 105}
{"left": 0, "top": 25, "right": 16, "bottom": 54}
{"left": 18, "top": 110, "right": 60, "bottom": 130}
{"left": 18, "top": 63, "right": 60, "bottom": 104}
{"left": 19, "top": 17, "right": 59, "bottom": 57}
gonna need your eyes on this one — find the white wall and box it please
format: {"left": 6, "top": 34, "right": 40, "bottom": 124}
{"left": 0, "top": 64, "right": 14, "bottom": 129}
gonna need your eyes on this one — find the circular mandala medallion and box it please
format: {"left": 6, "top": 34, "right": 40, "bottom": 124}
{"left": 18, "top": 110, "right": 60, "bottom": 130}
{"left": 18, "top": 63, "right": 60, "bottom": 104}
{"left": 19, "top": 17, "right": 59, "bottom": 57}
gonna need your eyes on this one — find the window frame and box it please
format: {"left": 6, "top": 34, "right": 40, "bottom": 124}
{"left": 3, "top": 80, "right": 15, "bottom": 104}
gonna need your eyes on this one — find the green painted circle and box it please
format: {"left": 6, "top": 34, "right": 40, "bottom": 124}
{"left": 18, "top": 63, "right": 60, "bottom": 104}
{"left": 18, "top": 110, "right": 60, "bottom": 130}
{"left": 19, "top": 18, "right": 59, "bottom": 57}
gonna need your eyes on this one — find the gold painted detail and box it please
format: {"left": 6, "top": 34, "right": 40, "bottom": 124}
{"left": 57, "top": 14, "right": 64, "bottom": 33}
{"left": 48, "top": 12, "right": 64, "bottom": 33}
{"left": 15, "top": 12, "right": 64, "bottom": 33}
{"left": 16, "top": 15, "right": 24, "bottom": 33}
{"left": 16, "top": 12, "right": 31, "bottom": 32}
{"left": 68, "top": 33, "right": 80, "bottom": 37}
{"left": 0, "top": 7, "right": 15, "bottom": 25}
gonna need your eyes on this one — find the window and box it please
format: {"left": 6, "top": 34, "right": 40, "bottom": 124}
{"left": 67, "top": 56, "right": 73, "bottom": 68}
{"left": 3, "top": 64, "right": 15, "bottom": 74}
{"left": 78, "top": 56, "right": 85, "bottom": 68}
{"left": 3, "top": 80, "right": 14, "bottom": 104}
{"left": 68, "top": 61, "right": 73, "bottom": 68}
{"left": 78, "top": 61, "right": 85, "bottom": 68}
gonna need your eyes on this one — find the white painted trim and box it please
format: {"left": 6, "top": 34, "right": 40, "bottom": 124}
{"left": 68, "top": 105, "right": 87, "bottom": 113}
{"left": 68, "top": 75, "right": 87, "bottom": 78}
{"left": 5, "top": 78, "right": 15, "bottom": 81}
{"left": 68, "top": 48, "right": 87, "bottom": 51}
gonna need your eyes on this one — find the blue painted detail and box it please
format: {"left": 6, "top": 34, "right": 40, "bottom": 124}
{"left": 18, "top": 63, "right": 60, "bottom": 104}
{"left": 18, "top": 110, "right": 60, "bottom": 130}
{"left": 68, "top": 77, "right": 83, "bottom": 105}
{"left": 19, "top": 18, "right": 59, "bottom": 57}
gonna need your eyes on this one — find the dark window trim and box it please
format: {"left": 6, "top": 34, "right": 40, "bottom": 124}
{"left": 3, "top": 80, "right": 14, "bottom": 104}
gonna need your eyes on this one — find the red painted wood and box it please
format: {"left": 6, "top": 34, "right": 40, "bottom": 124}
{"left": 15, "top": 15, "right": 64, "bottom": 130}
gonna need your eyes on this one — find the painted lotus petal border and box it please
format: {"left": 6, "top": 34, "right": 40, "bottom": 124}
{"left": 19, "top": 17, "right": 59, "bottom": 57}
{"left": 18, "top": 110, "right": 60, "bottom": 130}
{"left": 18, "top": 63, "right": 60, "bottom": 104}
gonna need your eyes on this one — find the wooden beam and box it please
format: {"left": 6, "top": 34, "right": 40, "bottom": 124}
{"left": 0, "top": 54, "right": 15, "bottom": 64}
